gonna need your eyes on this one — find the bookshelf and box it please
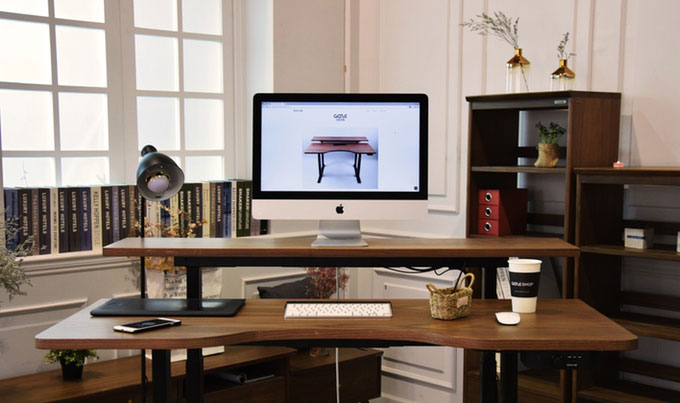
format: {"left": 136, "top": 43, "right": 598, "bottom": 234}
{"left": 464, "top": 91, "right": 622, "bottom": 402}
{"left": 574, "top": 167, "right": 680, "bottom": 401}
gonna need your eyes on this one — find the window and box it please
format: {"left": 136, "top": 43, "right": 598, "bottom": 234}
{"left": 0, "top": 0, "right": 236, "bottom": 188}
{"left": 124, "top": 0, "right": 233, "bottom": 183}
{"left": 0, "top": 0, "right": 113, "bottom": 187}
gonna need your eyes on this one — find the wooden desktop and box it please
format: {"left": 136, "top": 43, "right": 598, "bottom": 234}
{"left": 34, "top": 236, "right": 637, "bottom": 403}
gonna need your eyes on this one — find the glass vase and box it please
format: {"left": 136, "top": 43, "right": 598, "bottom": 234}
{"left": 550, "top": 59, "right": 575, "bottom": 91}
{"left": 506, "top": 48, "right": 531, "bottom": 93}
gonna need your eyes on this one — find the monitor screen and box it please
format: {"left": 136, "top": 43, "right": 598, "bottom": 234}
{"left": 252, "top": 93, "right": 428, "bottom": 245}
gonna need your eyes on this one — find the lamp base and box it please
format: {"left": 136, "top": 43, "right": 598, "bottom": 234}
{"left": 90, "top": 298, "right": 245, "bottom": 317}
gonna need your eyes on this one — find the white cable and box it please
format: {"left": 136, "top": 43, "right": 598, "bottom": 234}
{"left": 335, "top": 269, "right": 341, "bottom": 403}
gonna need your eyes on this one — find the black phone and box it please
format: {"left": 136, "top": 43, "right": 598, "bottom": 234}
{"left": 113, "top": 317, "right": 181, "bottom": 333}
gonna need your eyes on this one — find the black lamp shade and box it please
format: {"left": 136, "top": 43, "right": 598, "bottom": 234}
{"left": 136, "top": 145, "right": 184, "bottom": 201}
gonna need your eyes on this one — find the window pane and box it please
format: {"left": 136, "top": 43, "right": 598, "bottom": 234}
{"left": 56, "top": 26, "right": 107, "bottom": 87}
{"left": 0, "top": 20, "right": 51, "bottom": 84}
{"left": 0, "top": 89, "right": 54, "bottom": 151}
{"left": 55, "top": 0, "right": 105, "bottom": 23}
{"left": 59, "top": 93, "right": 108, "bottom": 150}
{"left": 61, "top": 157, "right": 109, "bottom": 185}
{"left": 0, "top": 0, "right": 47, "bottom": 16}
{"left": 3, "top": 157, "right": 56, "bottom": 188}
{"left": 137, "top": 96, "right": 180, "bottom": 150}
{"left": 184, "top": 98, "right": 223, "bottom": 150}
{"left": 134, "top": 0, "right": 177, "bottom": 31}
{"left": 183, "top": 39, "right": 222, "bottom": 93}
{"left": 185, "top": 156, "right": 223, "bottom": 182}
{"left": 182, "top": 0, "right": 221, "bottom": 35}
{"left": 135, "top": 35, "right": 178, "bottom": 91}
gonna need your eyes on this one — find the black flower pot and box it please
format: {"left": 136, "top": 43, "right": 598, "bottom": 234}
{"left": 60, "top": 360, "right": 83, "bottom": 381}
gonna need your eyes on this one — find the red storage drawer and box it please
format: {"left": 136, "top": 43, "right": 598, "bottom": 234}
{"left": 476, "top": 189, "right": 528, "bottom": 236}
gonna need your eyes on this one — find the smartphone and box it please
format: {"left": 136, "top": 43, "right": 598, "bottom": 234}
{"left": 113, "top": 317, "right": 181, "bottom": 333}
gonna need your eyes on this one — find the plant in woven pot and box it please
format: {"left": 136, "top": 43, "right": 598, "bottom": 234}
{"left": 534, "top": 121, "right": 566, "bottom": 168}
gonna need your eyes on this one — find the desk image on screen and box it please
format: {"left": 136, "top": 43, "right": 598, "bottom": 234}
{"left": 304, "top": 136, "right": 376, "bottom": 184}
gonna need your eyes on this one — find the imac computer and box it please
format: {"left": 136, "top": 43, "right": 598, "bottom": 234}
{"left": 252, "top": 93, "right": 428, "bottom": 246}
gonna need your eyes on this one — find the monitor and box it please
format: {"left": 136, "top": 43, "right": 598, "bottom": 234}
{"left": 252, "top": 93, "right": 428, "bottom": 246}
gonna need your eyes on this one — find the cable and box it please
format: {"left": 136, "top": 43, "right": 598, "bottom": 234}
{"left": 335, "top": 269, "right": 341, "bottom": 403}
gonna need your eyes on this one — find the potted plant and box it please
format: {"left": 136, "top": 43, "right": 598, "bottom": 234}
{"left": 534, "top": 121, "right": 566, "bottom": 167}
{"left": 45, "top": 349, "right": 98, "bottom": 381}
{"left": 0, "top": 218, "right": 33, "bottom": 306}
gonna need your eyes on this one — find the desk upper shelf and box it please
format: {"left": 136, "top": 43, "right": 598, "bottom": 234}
{"left": 103, "top": 236, "right": 578, "bottom": 260}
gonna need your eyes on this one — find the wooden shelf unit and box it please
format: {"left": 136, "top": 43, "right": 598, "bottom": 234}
{"left": 574, "top": 167, "right": 680, "bottom": 401}
{"left": 464, "top": 91, "right": 621, "bottom": 402}
{"left": 0, "top": 347, "right": 383, "bottom": 403}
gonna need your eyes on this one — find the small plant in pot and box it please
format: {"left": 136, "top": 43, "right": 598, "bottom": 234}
{"left": 45, "top": 349, "right": 98, "bottom": 381}
{"left": 534, "top": 121, "right": 566, "bottom": 167}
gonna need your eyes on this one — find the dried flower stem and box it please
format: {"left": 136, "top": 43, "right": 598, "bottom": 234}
{"left": 557, "top": 32, "right": 575, "bottom": 60}
{"left": 462, "top": 11, "right": 520, "bottom": 49}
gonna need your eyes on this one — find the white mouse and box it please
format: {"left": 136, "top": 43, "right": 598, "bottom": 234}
{"left": 495, "top": 312, "right": 521, "bottom": 326}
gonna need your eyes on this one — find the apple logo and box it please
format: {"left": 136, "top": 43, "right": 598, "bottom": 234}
{"left": 335, "top": 204, "right": 344, "bottom": 214}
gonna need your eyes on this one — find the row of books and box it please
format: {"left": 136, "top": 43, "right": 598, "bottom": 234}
{"left": 3, "top": 180, "right": 268, "bottom": 255}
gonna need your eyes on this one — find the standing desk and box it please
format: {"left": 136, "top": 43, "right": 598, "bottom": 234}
{"left": 304, "top": 136, "right": 376, "bottom": 183}
{"left": 35, "top": 236, "right": 637, "bottom": 403}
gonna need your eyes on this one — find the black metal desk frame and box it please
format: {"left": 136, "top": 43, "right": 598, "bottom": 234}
{"left": 142, "top": 255, "right": 525, "bottom": 403}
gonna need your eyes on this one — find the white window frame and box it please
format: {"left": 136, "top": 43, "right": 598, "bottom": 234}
{"left": 0, "top": 0, "right": 125, "bottom": 186}
{"left": 118, "top": 0, "right": 241, "bottom": 184}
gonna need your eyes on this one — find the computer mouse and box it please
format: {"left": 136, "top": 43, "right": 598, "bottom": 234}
{"left": 495, "top": 312, "right": 521, "bottom": 326}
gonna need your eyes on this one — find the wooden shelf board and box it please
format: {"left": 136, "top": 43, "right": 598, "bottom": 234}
{"left": 471, "top": 166, "right": 567, "bottom": 174}
{"left": 577, "top": 379, "right": 680, "bottom": 402}
{"left": 619, "top": 358, "right": 680, "bottom": 383}
{"left": 581, "top": 244, "right": 680, "bottom": 261}
{"left": 611, "top": 312, "right": 680, "bottom": 341}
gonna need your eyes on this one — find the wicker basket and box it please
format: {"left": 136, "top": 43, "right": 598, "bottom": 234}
{"left": 427, "top": 273, "right": 475, "bottom": 320}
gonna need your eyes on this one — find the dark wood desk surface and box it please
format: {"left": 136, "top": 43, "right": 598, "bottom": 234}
{"left": 36, "top": 299, "right": 636, "bottom": 352}
{"left": 311, "top": 136, "right": 368, "bottom": 143}
{"left": 304, "top": 143, "right": 376, "bottom": 154}
{"left": 101, "top": 236, "right": 580, "bottom": 259}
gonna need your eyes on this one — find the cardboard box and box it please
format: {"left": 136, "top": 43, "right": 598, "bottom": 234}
{"left": 624, "top": 228, "right": 654, "bottom": 249}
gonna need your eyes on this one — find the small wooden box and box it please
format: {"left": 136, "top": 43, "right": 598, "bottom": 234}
{"left": 477, "top": 189, "right": 528, "bottom": 236}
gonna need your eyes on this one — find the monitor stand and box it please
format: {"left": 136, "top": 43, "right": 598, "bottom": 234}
{"left": 311, "top": 220, "right": 368, "bottom": 247}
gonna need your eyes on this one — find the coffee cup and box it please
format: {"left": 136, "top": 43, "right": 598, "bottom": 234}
{"left": 508, "top": 259, "right": 542, "bottom": 313}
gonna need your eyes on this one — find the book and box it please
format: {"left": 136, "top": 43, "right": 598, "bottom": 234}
{"left": 79, "top": 187, "right": 92, "bottom": 251}
{"left": 178, "top": 184, "right": 190, "bottom": 237}
{"left": 31, "top": 189, "right": 39, "bottom": 255}
{"left": 38, "top": 188, "right": 50, "bottom": 255}
{"left": 111, "top": 186, "right": 120, "bottom": 242}
{"left": 223, "top": 181, "right": 232, "bottom": 238}
{"left": 119, "top": 186, "right": 129, "bottom": 241}
{"left": 236, "top": 180, "right": 252, "bottom": 237}
{"left": 202, "top": 182, "right": 211, "bottom": 237}
{"left": 496, "top": 267, "right": 511, "bottom": 300}
{"left": 128, "top": 185, "right": 139, "bottom": 238}
{"left": 4, "top": 188, "right": 19, "bottom": 251}
{"left": 49, "top": 188, "right": 59, "bottom": 254}
{"left": 214, "top": 182, "right": 223, "bottom": 238}
{"left": 209, "top": 182, "right": 217, "bottom": 238}
{"left": 192, "top": 183, "right": 203, "bottom": 238}
{"left": 58, "top": 188, "right": 69, "bottom": 253}
{"left": 91, "top": 186, "right": 103, "bottom": 252}
{"left": 68, "top": 187, "right": 80, "bottom": 252}
{"left": 101, "top": 186, "right": 113, "bottom": 247}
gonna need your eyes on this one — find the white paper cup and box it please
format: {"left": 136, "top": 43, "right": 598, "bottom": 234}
{"left": 508, "top": 259, "right": 542, "bottom": 313}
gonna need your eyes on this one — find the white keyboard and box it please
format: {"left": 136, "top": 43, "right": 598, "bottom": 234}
{"left": 284, "top": 301, "right": 392, "bottom": 318}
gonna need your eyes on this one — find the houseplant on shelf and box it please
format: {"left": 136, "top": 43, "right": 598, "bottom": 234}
{"left": 550, "top": 32, "right": 576, "bottom": 91}
{"left": 534, "top": 121, "right": 566, "bottom": 167}
{"left": 305, "top": 267, "right": 349, "bottom": 357}
{"left": 45, "top": 349, "right": 98, "bottom": 381}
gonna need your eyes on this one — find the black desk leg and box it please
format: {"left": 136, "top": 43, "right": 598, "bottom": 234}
{"left": 500, "top": 351, "right": 518, "bottom": 403}
{"left": 186, "top": 349, "right": 204, "bottom": 403}
{"left": 480, "top": 351, "right": 498, "bottom": 403}
{"left": 152, "top": 350, "right": 171, "bottom": 403}
{"left": 185, "top": 268, "right": 204, "bottom": 402}
{"left": 316, "top": 154, "right": 325, "bottom": 183}
{"left": 353, "top": 153, "right": 362, "bottom": 183}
